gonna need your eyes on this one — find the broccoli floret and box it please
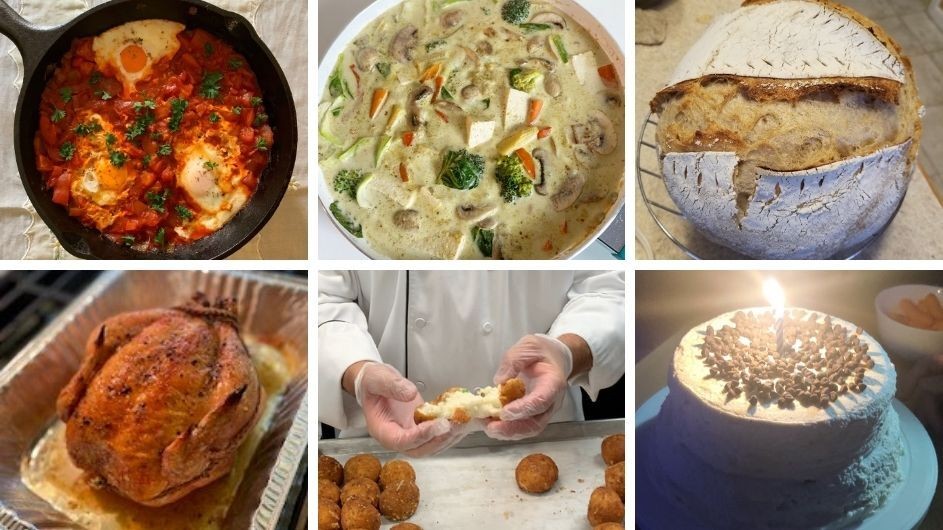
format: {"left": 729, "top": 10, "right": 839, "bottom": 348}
{"left": 495, "top": 153, "right": 534, "bottom": 202}
{"left": 334, "top": 169, "right": 367, "bottom": 199}
{"left": 439, "top": 149, "right": 485, "bottom": 190}
{"left": 508, "top": 68, "right": 542, "bottom": 92}
{"left": 501, "top": 0, "right": 530, "bottom": 24}
{"left": 471, "top": 226, "right": 494, "bottom": 257}
{"left": 330, "top": 202, "right": 362, "bottom": 238}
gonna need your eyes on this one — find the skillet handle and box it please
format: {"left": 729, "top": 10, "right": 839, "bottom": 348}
{"left": 0, "top": 0, "right": 56, "bottom": 76}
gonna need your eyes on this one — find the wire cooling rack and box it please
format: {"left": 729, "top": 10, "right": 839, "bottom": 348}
{"left": 635, "top": 113, "right": 906, "bottom": 260}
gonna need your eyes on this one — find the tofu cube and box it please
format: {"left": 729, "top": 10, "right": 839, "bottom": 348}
{"left": 466, "top": 117, "right": 496, "bottom": 148}
{"left": 572, "top": 51, "right": 605, "bottom": 94}
{"left": 504, "top": 87, "right": 530, "bottom": 129}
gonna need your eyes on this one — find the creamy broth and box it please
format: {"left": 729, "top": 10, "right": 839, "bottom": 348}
{"left": 319, "top": 0, "right": 624, "bottom": 259}
{"left": 21, "top": 338, "right": 298, "bottom": 530}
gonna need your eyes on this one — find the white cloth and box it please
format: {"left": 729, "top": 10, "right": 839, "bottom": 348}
{"left": 0, "top": 0, "right": 307, "bottom": 259}
{"left": 318, "top": 270, "right": 626, "bottom": 435}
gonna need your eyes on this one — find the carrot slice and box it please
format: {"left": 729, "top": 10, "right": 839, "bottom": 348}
{"left": 349, "top": 64, "right": 361, "bottom": 92}
{"left": 542, "top": 239, "right": 553, "bottom": 252}
{"left": 515, "top": 148, "right": 536, "bottom": 180}
{"left": 434, "top": 109, "right": 449, "bottom": 123}
{"left": 537, "top": 126, "right": 552, "bottom": 139}
{"left": 402, "top": 131, "right": 415, "bottom": 146}
{"left": 561, "top": 220, "right": 568, "bottom": 234}
{"left": 432, "top": 75, "right": 444, "bottom": 103}
{"left": 526, "top": 99, "right": 543, "bottom": 125}
{"left": 370, "top": 88, "right": 389, "bottom": 119}
{"left": 598, "top": 64, "right": 617, "bottom": 85}
{"left": 399, "top": 162, "right": 409, "bottom": 182}
{"left": 419, "top": 63, "right": 442, "bottom": 82}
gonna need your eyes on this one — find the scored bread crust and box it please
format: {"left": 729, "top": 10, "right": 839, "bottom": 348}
{"left": 413, "top": 378, "right": 526, "bottom": 424}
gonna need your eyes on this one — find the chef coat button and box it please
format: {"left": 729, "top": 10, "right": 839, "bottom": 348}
{"left": 482, "top": 321, "right": 494, "bottom": 334}
{"left": 415, "top": 380, "right": 426, "bottom": 391}
{"left": 415, "top": 318, "right": 427, "bottom": 329}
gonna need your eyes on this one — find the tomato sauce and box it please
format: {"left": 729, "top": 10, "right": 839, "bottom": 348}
{"left": 35, "top": 28, "right": 273, "bottom": 250}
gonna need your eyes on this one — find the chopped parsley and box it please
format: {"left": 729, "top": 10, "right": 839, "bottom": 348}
{"left": 199, "top": 71, "right": 224, "bottom": 99}
{"left": 209, "top": 112, "right": 220, "bottom": 123}
{"left": 105, "top": 133, "right": 117, "bottom": 146}
{"left": 376, "top": 63, "right": 391, "bottom": 77}
{"left": 232, "top": 106, "right": 242, "bottom": 115}
{"left": 168, "top": 98, "right": 188, "bottom": 132}
{"left": 203, "top": 42, "right": 214, "bottom": 56}
{"left": 59, "top": 142, "right": 75, "bottom": 161}
{"left": 51, "top": 108, "right": 66, "bottom": 123}
{"left": 127, "top": 111, "right": 154, "bottom": 141}
{"left": 253, "top": 112, "right": 269, "bottom": 126}
{"left": 331, "top": 106, "right": 343, "bottom": 117}
{"left": 59, "top": 87, "right": 72, "bottom": 103}
{"left": 203, "top": 160, "right": 218, "bottom": 170}
{"left": 250, "top": 96, "right": 263, "bottom": 107}
{"left": 146, "top": 189, "right": 169, "bottom": 212}
{"left": 89, "top": 72, "right": 102, "bottom": 85}
{"left": 96, "top": 89, "right": 112, "bottom": 101}
{"left": 74, "top": 121, "right": 102, "bottom": 136}
{"left": 109, "top": 149, "right": 127, "bottom": 167}
{"left": 229, "top": 58, "right": 243, "bottom": 70}
{"left": 440, "top": 86, "right": 453, "bottom": 100}
{"left": 255, "top": 137, "right": 269, "bottom": 151}
{"left": 121, "top": 235, "right": 135, "bottom": 246}
{"left": 425, "top": 39, "right": 446, "bottom": 52}
{"left": 154, "top": 227, "right": 166, "bottom": 247}
{"left": 158, "top": 144, "right": 172, "bottom": 156}
{"left": 175, "top": 204, "right": 194, "bottom": 220}
{"left": 142, "top": 154, "right": 152, "bottom": 168}
{"left": 133, "top": 99, "right": 156, "bottom": 113}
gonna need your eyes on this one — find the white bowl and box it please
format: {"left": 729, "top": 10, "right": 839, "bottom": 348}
{"left": 316, "top": 0, "right": 626, "bottom": 260}
{"left": 875, "top": 284, "right": 943, "bottom": 361}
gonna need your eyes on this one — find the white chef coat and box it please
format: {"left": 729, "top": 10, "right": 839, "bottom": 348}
{"left": 318, "top": 270, "right": 625, "bottom": 435}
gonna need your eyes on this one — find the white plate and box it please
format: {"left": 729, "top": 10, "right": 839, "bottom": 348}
{"left": 636, "top": 387, "right": 937, "bottom": 530}
{"left": 316, "top": 0, "right": 626, "bottom": 260}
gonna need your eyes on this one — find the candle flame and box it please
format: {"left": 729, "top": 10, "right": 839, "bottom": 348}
{"left": 763, "top": 278, "right": 785, "bottom": 319}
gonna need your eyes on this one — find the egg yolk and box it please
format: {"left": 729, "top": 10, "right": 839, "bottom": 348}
{"left": 120, "top": 43, "right": 148, "bottom": 73}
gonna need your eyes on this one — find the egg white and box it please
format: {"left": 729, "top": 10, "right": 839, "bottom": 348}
{"left": 92, "top": 20, "right": 185, "bottom": 95}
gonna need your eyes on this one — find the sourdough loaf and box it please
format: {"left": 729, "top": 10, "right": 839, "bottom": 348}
{"left": 651, "top": 0, "right": 923, "bottom": 259}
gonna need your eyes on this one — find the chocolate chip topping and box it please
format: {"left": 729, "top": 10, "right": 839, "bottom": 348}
{"left": 697, "top": 310, "right": 874, "bottom": 409}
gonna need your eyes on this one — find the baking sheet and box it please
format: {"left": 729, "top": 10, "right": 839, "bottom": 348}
{"left": 0, "top": 270, "right": 308, "bottom": 530}
{"left": 318, "top": 419, "right": 625, "bottom": 529}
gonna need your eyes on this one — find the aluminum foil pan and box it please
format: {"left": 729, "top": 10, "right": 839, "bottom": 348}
{"left": 0, "top": 270, "right": 308, "bottom": 530}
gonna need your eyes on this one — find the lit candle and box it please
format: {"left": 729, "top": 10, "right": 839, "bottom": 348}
{"left": 763, "top": 278, "right": 786, "bottom": 355}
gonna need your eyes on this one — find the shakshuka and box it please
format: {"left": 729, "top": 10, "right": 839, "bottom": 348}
{"left": 35, "top": 20, "right": 273, "bottom": 250}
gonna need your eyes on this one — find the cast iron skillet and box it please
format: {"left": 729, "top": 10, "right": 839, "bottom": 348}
{"left": 0, "top": 0, "right": 297, "bottom": 259}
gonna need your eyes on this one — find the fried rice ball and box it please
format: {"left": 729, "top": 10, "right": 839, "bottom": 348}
{"left": 601, "top": 433, "right": 625, "bottom": 465}
{"left": 319, "top": 454, "right": 344, "bottom": 486}
{"left": 391, "top": 524, "right": 423, "bottom": 530}
{"left": 587, "top": 486, "right": 624, "bottom": 526}
{"left": 344, "top": 454, "right": 382, "bottom": 483}
{"left": 319, "top": 478, "right": 341, "bottom": 504}
{"left": 340, "top": 477, "right": 380, "bottom": 507}
{"left": 340, "top": 497, "right": 380, "bottom": 530}
{"left": 605, "top": 461, "right": 625, "bottom": 501}
{"left": 594, "top": 524, "right": 624, "bottom": 529}
{"left": 379, "top": 459, "right": 416, "bottom": 490}
{"left": 318, "top": 499, "right": 341, "bottom": 530}
{"left": 378, "top": 479, "right": 421, "bottom": 521}
{"left": 515, "top": 453, "right": 559, "bottom": 493}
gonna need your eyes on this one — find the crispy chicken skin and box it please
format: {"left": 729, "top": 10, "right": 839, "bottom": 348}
{"left": 56, "top": 294, "right": 264, "bottom": 507}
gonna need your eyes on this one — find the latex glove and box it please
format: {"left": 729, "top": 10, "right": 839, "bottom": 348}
{"left": 898, "top": 354, "right": 943, "bottom": 439}
{"left": 484, "top": 334, "right": 573, "bottom": 441}
{"left": 355, "top": 362, "right": 470, "bottom": 457}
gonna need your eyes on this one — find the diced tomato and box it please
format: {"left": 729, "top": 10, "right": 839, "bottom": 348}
{"left": 239, "top": 127, "right": 256, "bottom": 145}
{"left": 123, "top": 218, "right": 141, "bottom": 232}
{"left": 51, "top": 171, "right": 71, "bottom": 206}
{"left": 39, "top": 116, "right": 57, "bottom": 145}
{"left": 181, "top": 53, "right": 200, "bottom": 71}
{"left": 260, "top": 125, "right": 274, "bottom": 146}
{"left": 36, "top": 154, "right": 53, "bottom": 172}
{"left": 141, "top": 210, "right": 161, "bottom": 227}
{"left": 242, "top": 107, "right": 255, "bottom": 127}
{"left": 160, "top": 168, "right": 175, "bottom": 185}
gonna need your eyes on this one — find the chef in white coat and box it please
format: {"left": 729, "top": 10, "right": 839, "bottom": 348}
{"left": 319, "top": 270, "right": 625, "bottom": 456}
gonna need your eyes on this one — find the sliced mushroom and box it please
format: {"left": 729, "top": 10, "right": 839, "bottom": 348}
{"left": 532, "top": 148, "right": 551, "bottom": 195}
{"left": 571, "top": 110, "right": 616, "bottom": 155}
{"left": 605, "top": 92, "right": 623, "bottom": 108}
{"left": 531, "top": 12, "right": 567, "bottom": 29}
{"left": 456, "top": 204, "right": 498, "bottom": 222}
{"left": 526, "top": 36, "right": 544, "bottom": 54}
{"left": 551, "top": 172, "right": 585, "bottom": 211}
{"left": 390, "top": 25, "right": 418, "bottom": 63}
{"left": 476, "top": 40, "right": 493, "bottom": 55}
{"left": 441, "top": 10, "right": 463, "bottom": 28}
{"left": 459, "top": 45, "right": 480, "bottom": 66}
{"left": 477, "top": 216, "right": 498, "bottom": 230}
{"left": 544, "top": 74, "right": 561, "bottom": 98}
{"left": 409, "top": 85, "right": 433, "bottom": 127}
{"left": 461, "top": 85, "right": 481, "bottom": 100}
{"left": 355, "top": 47, "right": 380, "bottom": 72}
{"left": 393, "top": 209, "right": 420, "bottom": 230}
{"left": 435, "top": 100, "right": 463, "bottom": 113}
{"left": 520, "top": 56, "right": 556, "bottom": 72}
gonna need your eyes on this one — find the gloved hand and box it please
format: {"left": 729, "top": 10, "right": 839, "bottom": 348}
{"left": 898, "top": 354, "right": 943, "bottom": 440}
{"left": 355, "top": 362, "right": 471, "bottom": 456}
{"left": 484, "top": 334, "right": 573, "bottom": 441}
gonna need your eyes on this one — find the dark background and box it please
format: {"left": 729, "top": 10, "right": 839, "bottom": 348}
{"left": 636, "top": 270, "right": 943, "bottom": 362}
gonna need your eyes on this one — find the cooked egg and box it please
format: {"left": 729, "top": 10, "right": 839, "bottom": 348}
{"left": 177, "top": 141, "right": 251, "bottom": 233}
{"left": 92, "top": 20, "right": 185, "bottom": 96}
